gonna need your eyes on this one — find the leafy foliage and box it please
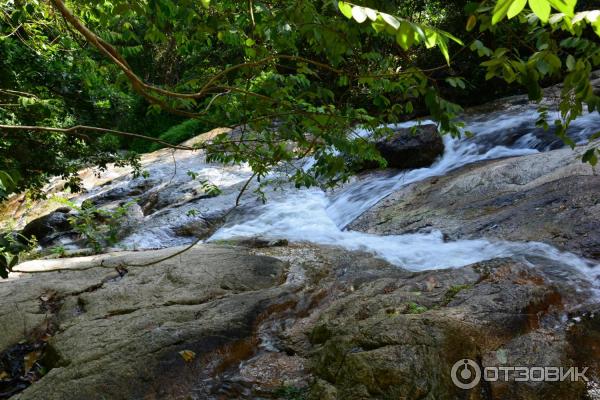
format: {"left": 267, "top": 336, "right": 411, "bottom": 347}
{"left": 337, "top": 1, "right": 464, "bottom": 63}
{"left": 0, "top": 232, "right": 37, "bottom": 278}
{"left": 149, "top": 120, "right": 205, "bottom": 151}
{"left": 466, "top": 0, "right": 600, "bottom": 160}
{"left": 186, "top": 170, "right": 222, "bottom": 197}
{"left": 55, "top": 199, "right": 134, "bottom": 253}
{"left": 0, "top": 0, "right": 598, "bottom": 202}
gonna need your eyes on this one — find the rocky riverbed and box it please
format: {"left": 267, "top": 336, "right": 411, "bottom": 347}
{"left": 1, "top": 241, "right": 599, "bottom": 399}
{"left": 1, "top": 92, "right": 600, "bottom": 399}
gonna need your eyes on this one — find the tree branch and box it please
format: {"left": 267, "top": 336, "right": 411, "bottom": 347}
{"left": 48, "top": 0, "right": 342, "bottom": 108}
{"left": 0, "top": 124, "right": 195, "bottom": 151}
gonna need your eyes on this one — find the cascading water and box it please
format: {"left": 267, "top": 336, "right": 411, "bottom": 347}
{"left": 21, "top": 100, "right": 599, "bottom": 290}
{"left": 209, "top": 105, "right": 600, "bottom": 289}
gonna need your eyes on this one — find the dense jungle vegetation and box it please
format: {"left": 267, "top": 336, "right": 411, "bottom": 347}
{"left": 0, "top": 0, "right": 599, "bottom": 199}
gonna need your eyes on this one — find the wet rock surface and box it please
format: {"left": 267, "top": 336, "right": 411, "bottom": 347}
{"left": 0, "top": 241, "right": 598, "bottom": 399}
{"left": 1, "top": 91, "right": 600, "bottom": 400}
{"left": 353, "top": 124, "right": 445, "bottom": 172}
{"left": 0, "top": 128, "right": 250, "bottom": 252}
{"left": 20, "top": 208, "right": 75, "bottom": 246}
{"left": 375, "top": 124, "right": 445, "bottom": 170}
{"left": 247, "top": 246, "right": 599, "bottom": 400}
{"left": 304, "top": 259, "right": 587, "bottom": 399}
{"left": 1, "top": 245, "right": 288, "bottom": 399}
{"left": 349, "top": 142, "right": 600, "bottom": 260}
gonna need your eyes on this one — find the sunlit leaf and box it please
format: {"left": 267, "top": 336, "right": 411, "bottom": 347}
{"left": 424, "top": 29, "right": 438, "bottom": 49}
{"left": 352, "top": 6, "right": 368, "bottom": 23}
{"left": 508, "top": 0, "right": 528, "bottom": 19}
{"left": 492, "top": 0, "right": 514, "bottom": 24}
{"left": 396, "top": 22, "right": 414, "bottom": 50}
{"left": 529, "top": 0, "right": 551, "bottom": 22}
{"left": 179, "top": 350, "right": 196, "bottom": 363}
{"left": 440, "top": 30, "right": 464, "bottom": 45}
{"left": 380, "top": 13, "right": 400, "bottom": 30}
{"left": 548, "top": 0, "right": 575, "bottom": 16}
{"left": 364, "top": 7, "right": 378, "bottom": 21}
{"left": 438, "top": 37, "right": 450, "bottom": 64}
{"left": 0, "top": 171, "right": 16, "bottom": 193}
{"left": 466, "top": 15, "right": 477, "bottom": 31}
{"left": 338, "top": 1, "right": 353, "bottom": 19}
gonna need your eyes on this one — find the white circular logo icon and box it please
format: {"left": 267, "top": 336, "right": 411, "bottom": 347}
{"left": 451, "top": 359, "right": 481, "bottom": 389}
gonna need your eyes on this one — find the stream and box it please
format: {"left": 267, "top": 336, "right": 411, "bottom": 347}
{"left": 209, "top": 104, "right": 600, "bottom": 286}
{"left": 13, "top": 100, "right": 600, "bottom": 291}
{"left": 3, "top": 98, "right": 600, "bottom": 399}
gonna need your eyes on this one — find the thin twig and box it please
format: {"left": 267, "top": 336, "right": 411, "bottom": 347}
{"left": 236, "top": 172, "right": 257, "bottom": 207}
{"left": 0, "top": 124, "right": 195, "bottom": 151}
{"left": 124, "top": 172, "right": 258, "bottom": 268}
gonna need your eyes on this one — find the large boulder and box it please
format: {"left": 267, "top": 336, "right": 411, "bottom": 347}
{"left": 349, "top": 142, "right": 600, "bottom": 260}
{"left": 1, "top": 242, "right": 599, "bottom": 399}
{"left": 375, "top": 124, "right": 444, "bottom": 170}
{"left": 304, "top": 258, "right": 595, "bottom": 400}
{"left": 1, "top": 245, "right": 289, "bottom": 399}
{"left": 21, "top": 208, "right": 74, "bottom": 246}
{"left": 252, "top": 245, "right": 599, "bottom": 400}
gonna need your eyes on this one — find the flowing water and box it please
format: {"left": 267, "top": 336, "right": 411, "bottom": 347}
{"left": 209, "top": 104, "right": 600, "bottom": 287}
{"left": 17, "top": 102, "right": 600, "bottom": 289}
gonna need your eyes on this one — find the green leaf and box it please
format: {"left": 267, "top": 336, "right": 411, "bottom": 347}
{"left": 440, "top": 30, "right": 464, "bottom": 45}
{"left": 7, "top": 254, "right": 18, "bottom": 269}
{"left": 0, "top": 171, "right": 16, "bottom": 193}
{"left": 446, "top": 77, "right": 466, "bottom": 89}
{"left": 409, "top": 22, "right": 427, "bottom": 43}
{"left": 548, "top": 0, "right": 575, "bottom": 16}
{"left": 566, "top": 54, "right": 576, "bottom": 71}
{"left": 438, "top": 37, "right": 450, "bottom": 64}
{"left": 371, "top": 18, "right": 387, "bottom": 33}
{"left": 380, "top": 13, "right": 400, "bottom": 30}
{"left": 508, "top": 0, "right": 528, "bottom": 19}
{"left": 245, "top": 38, "right": 255, "bottom": 47}
{"left": 582, "top": 148, "right": 598, "bottom": 166}
{"left": 590, "top": 131, "right": 600, "bottom": 140}
{"left": 396, "top": 22, "right": 414, "bottom": 50}
{"left": 338, "top": 1, "right": 353, "bottom": 19}
{"left": 529, "top": 0, "right": 551, "bottom": 22}
{"left": 200, "top": 0, "right": 210, "bottom": 8}
{"left": 466, "top": 15, "right": 477, "bottom": 31}
{"left": 423, "top": 28, "right": 438, "bottom": 49}
{"left": 492, "top": 0, "right": 514, "bottom": 25}
{"left": 352, "top": 6, "right": 368, "bottom": 23}
{"left": 549, "top": 13, "right": 566, "bottom": 24}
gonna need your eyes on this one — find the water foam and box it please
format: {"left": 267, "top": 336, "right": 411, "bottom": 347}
{"left": 209, "top": 107, "right": 600, "bottom": 287}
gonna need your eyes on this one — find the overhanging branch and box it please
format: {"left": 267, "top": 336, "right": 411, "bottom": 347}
{"left": 48, "top": 0, "right": 343, "bottom": 113}
{"left": 0, "top": 124, "right": 195, "bottom": 151}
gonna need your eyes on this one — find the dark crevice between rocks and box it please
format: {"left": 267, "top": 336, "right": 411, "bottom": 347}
{"left": 189, "top": 296, "right": 302, "bottom": 399}
{"left": 0, "top": 292, "right": 64, "bottom": 399}
{"left": 68, "top": 266, "right": 129, "bottom": 299}
{"left": 173, "top": 214, "right": 227, "bottom": 241}
{"left": 144, "top": 288, "right": 328, "bottom": 399}
{"left": 567, "top": 306, "right": 600, "bottom": 393}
